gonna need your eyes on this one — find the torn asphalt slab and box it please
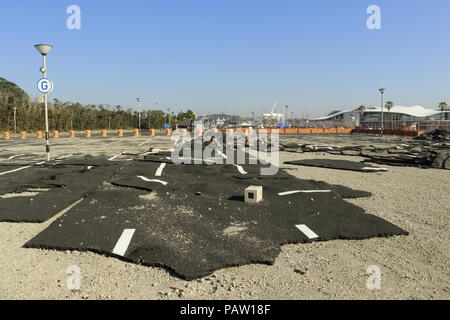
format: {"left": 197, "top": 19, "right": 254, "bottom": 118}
{"left": 25, "top": 160, "right": 407, "bottom": 280}
{"left": 0, "top": 158, "right": 124, "bottom": 223}
{"left": 285, "top": 159, "right": 388, "bottom": 172}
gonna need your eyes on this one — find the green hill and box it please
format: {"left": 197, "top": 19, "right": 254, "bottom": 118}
{"left": 0, "top": 77, "right": 29, "bottom": 105}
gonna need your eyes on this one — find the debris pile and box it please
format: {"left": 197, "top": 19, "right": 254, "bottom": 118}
{"left": 414, "top": 128, "right": 450, "bottom": 142}
{"left": 281, "top": 139, "right": 450, "bottom": 170}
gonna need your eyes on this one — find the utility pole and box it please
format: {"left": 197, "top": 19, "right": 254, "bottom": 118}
{"left": 379, "top": 88, "right": 386, "bottom": 138}
{"left": 13, "top": 107, "right": 17, "bottom": 133}
{"left": 137, "top": 98, "right": 143, "bottom": 131}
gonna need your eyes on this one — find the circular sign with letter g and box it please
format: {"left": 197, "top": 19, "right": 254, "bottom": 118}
{"left": 37, "top": 78, "right": 54, "bottom": 94}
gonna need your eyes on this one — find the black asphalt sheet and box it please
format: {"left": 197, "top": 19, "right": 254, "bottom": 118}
{"left": 0, "top": 157, "right": 121, "bottom": 222}
{"left": 25, "top": 160, "right": 407, "bottom": 280}
{"left": 285, "top": 159, "right": 388, "bottom": 172}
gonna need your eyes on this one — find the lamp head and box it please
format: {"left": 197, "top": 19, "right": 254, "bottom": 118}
{"left": 136, "top": 98, "right": 143, "bottom": 103}
{"left": 34, "top": 44, "right": 53, "bottom": 56}
{"left": 379, "top": 88, "right": 386, "bottom": 94}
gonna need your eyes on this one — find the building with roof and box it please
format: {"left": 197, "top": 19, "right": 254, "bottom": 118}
{"left": 309, "top": 105, "right": 449, "bottom": 129}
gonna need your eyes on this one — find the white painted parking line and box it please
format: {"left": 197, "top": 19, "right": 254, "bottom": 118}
{"left": 234, "top": 165, "right": 248, "bottom": 175}
{"left": 217, "top": 151, "right": 228, "bottom": 159}
{"left": 7, "top": 154, "right": 26, "bottom": 160}
{"left": 0, "top": 166, "right": 32, "bottom": 176}
{"left": 155, "top": 163, "right": 166, "bottom": 177}
{"left": 278, "top": 190, "right": 332, "bottom": 196}
{"left": 108, "top": 154, "right": 120, "bottom": 161}
{"left": 361, "top": 167, "right": 388, "bottom": 172}
{"left": 112, "top": 229, "right": 136, "bottom": 256}
{"left": 106, "top": 141, "right": 122, "bottom": 146}
{"left": 137, "top": 176, "right": 168, "bottom": 185}
{"left": 295, "top": 224, "right": 319, "bottom": 240}
{"left": 138, "top": 140, "right": 151, "bottom": 147}
{"left": 56, "top": 154, "right": 74, "bottom": 160}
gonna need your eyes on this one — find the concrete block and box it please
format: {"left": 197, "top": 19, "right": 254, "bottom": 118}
{"left": 245, "top": 186, "right": 263, "bottom": 204}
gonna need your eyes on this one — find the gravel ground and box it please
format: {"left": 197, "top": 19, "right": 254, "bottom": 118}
{"left": 0, "top": 134, "right": 448, "bottom": 300}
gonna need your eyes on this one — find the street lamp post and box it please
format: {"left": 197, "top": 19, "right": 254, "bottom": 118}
{"left": 379, "top": 88, "right": 386, "bottom": 138}
{"left": 34, "top": 44, "right": 53, "bottom": 162}
{"left": 137, "top": 98, "right": 143, "bottom": 131}
{"left": 283, "top": 105, "right": 288, "bottom": 128}
{"left": 13, "top": 107, "right": 17, "bottom": 134}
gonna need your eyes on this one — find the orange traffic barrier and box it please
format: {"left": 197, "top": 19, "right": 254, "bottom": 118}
{"left": 69, "top": 130, "right": 76, "bottom": 138}
{"left": 53, "top": 130, "right": 59, "bottom": 138}
{"left": 226, "top": 129, "right": 234, "bottom": 136}
{"left": 3, "top": 132, "right": 10, "bottom": 140}
{"left": 118, "top": 129, "right": 124, "bottom": 137}
{"left": 134, "top": 128, "right": 140, "bottom": 137}
{"left": 194, "top": 128, "right": 203, "bottom": 136}
{"left": 149, "top": 129, "right": 155, "bottom": 136}
{"left": 36, "top": 131, "right": 43, "bottom": 139}
{"left": 165, "top": 129, "right": 172, "bottom": 136}
{"left": 20, "top": 131, "right": 27, "bottom": 139}
{"left": 85, "top": 130, "right": 92, "bottom": 138}
{"left": 101, "top": 129, "right": 107, "bottom": 137}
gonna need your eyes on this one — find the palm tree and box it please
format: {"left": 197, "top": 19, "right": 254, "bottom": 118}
{"left": 438, "top": 102, "right": 448, "bottom": 128}
{"left": 385, "top": 101, "right": 394, "bottom": 130}
{"left": 356, "top": 105, "right": 366, "bottom": 128}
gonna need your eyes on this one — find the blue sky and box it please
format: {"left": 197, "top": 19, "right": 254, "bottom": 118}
{"left": 0, "top": 0, "right": 449, "bottom": 117}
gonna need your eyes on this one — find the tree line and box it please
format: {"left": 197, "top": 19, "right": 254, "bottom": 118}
{"left": 0, "top": 77, "right": 196, "bottom": 132}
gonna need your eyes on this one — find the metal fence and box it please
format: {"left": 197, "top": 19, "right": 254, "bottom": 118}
{"left": 360, "top": 121, "right": 450, "bottom": 132}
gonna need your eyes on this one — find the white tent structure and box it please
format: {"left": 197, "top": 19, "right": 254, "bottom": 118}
{"left": 311, "top": 106, "right": 445, "bottom": 122}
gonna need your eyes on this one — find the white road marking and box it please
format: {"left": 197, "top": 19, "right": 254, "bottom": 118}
{"left": 106, "top": 141, "right": 121, "bottom": 146}
{"left": 56, "top": 154, "right": 74, "bottom": 160}
{"left": 179, "top": 157, "right": 215, "bottom": 164}
{"left": 217, "top": 151, "right": 228, "bottom": 159}
{"left": 278, "top": 190, "right": 332, "bottom": 196}
{"left": 137, "top": 176, "right": 168, "bottom": 185}
{"left": 0, "top": 166, "right": 32, "bottom": 176}
{"left": 7, "top": 154, "right": 26, "bottom": 160}
{"left": 138, "top": 140, "right": 151, "bottom": 147}
{"left": 112, "top": 229, "right": 136, "bottom": 256}
{"left": 234, "top": 165, "right": 248, "bottom": 175}
{"left": 155, "top": 163, "right": 166, "bottom": 177}
{"left": 108, "top": 154, "right": 120, "bottom": 161}
{"left": 361, "top": 167, "right": 388, "bottom": 171}
{"left": 295, "top": 224, "right": 319, "bottom": 239}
